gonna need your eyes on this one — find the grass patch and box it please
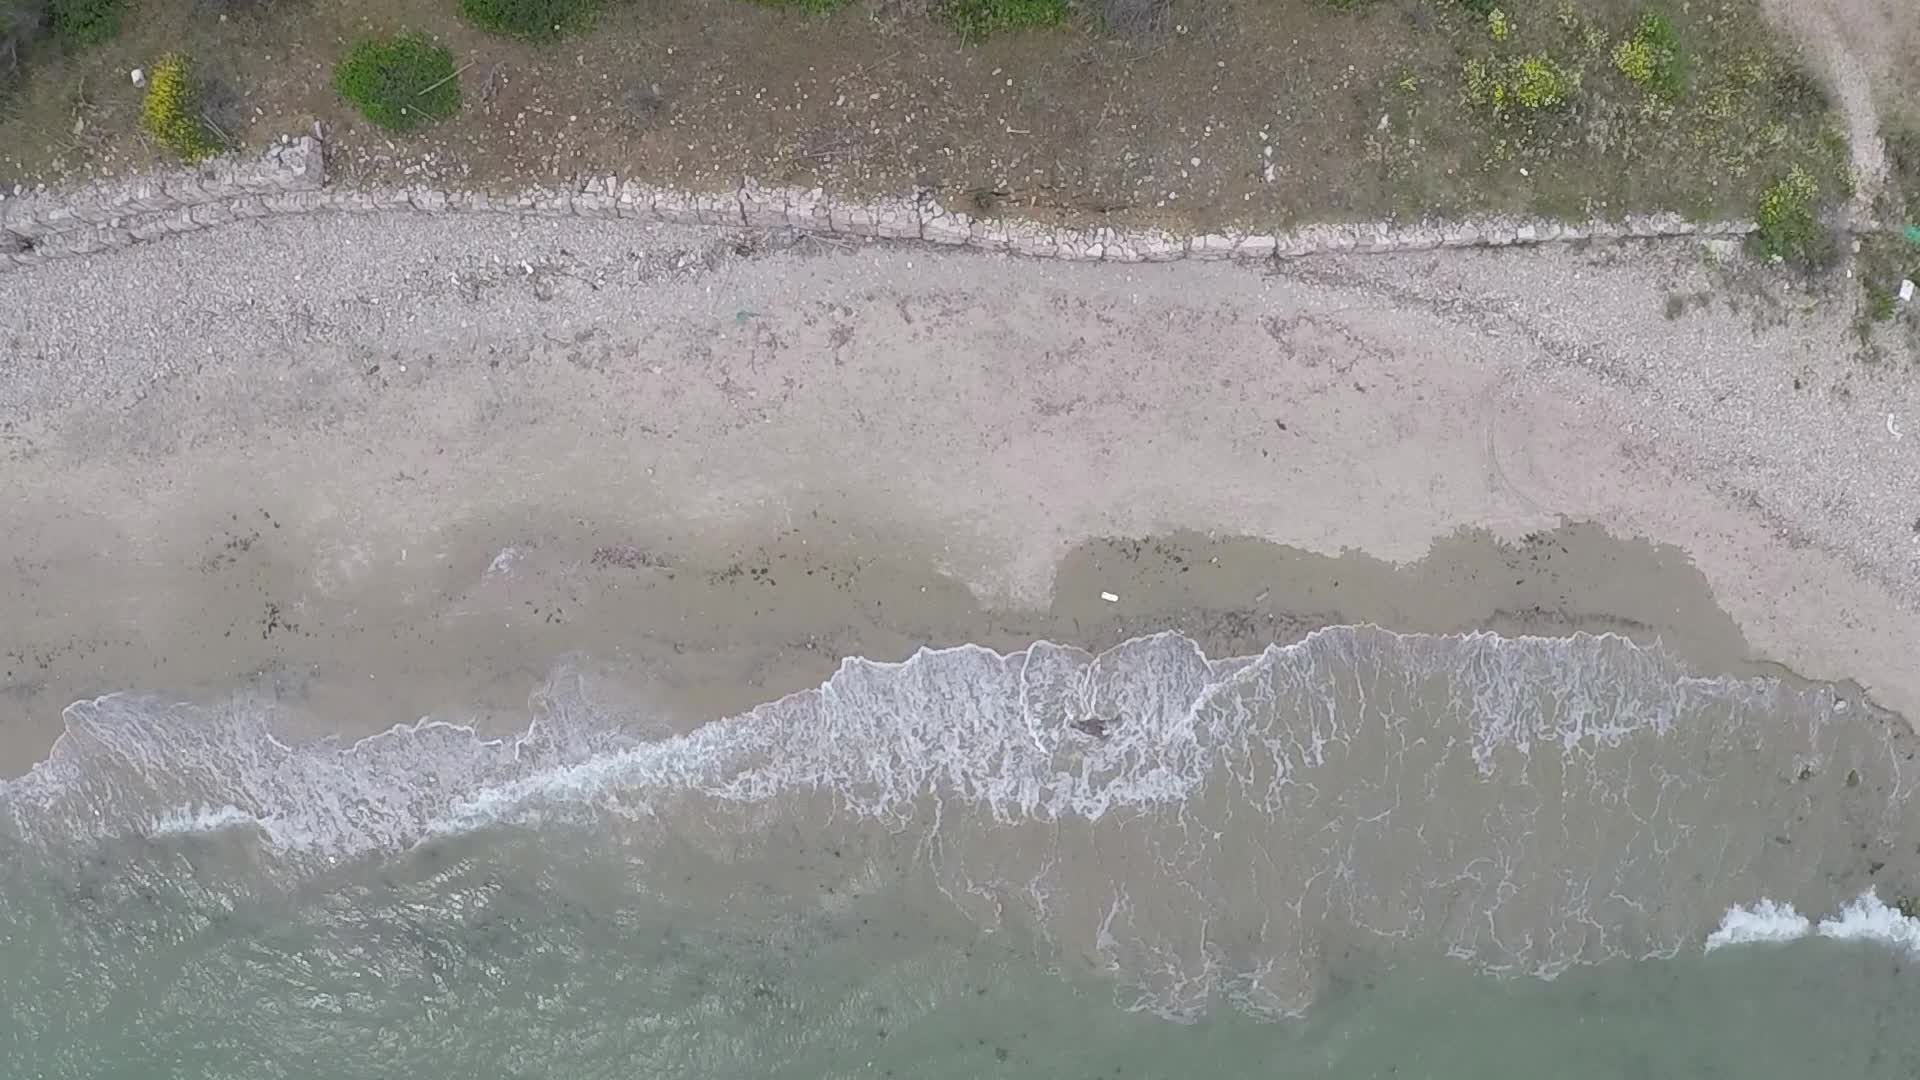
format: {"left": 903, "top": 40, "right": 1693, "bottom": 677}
{"left": 1855, "top": 229, "right": 1919, "bottom": 328}
{"left": 1889, "top": 127, "right": 1920, "bottom": 224}
{"left": 1612, "top": 11, "right": 1687, "bottom": 100}
{"left": 1753, "top": 164, "right": 1827, "bottom": 266}
{"left": 1863, "top": 281, "right": 1896, "bottom": 323}
{"left": 941, "top": 0, "right": 1067, "bottom": 38}
{"left": 460, "top": 0, "right": 598, "bottom": 40}
{"left": 47, "top": 0, "right": 121, "bottom": 46}
{"left": 139, "top": 52, "right": 220, "bottom": 160}
{"left": 332, "top": 33, "right": 461, "bottom": 132}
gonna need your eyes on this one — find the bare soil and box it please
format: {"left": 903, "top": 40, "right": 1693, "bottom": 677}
{"left": 0, "top": 0, "right": 1860, "bottom": 230}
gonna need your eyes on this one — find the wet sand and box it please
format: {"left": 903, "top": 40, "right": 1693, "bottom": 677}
{"left": 1, "top": 212, "right": 1916, "bottom": 772}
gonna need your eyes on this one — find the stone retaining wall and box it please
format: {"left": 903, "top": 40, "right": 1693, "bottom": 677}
{"left": 0, "top": 136, "right": 1756, "bottom": 273}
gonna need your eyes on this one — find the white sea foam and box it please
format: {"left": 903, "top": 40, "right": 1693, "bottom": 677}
{"left": 0, "top": 626, "right": 1906, "bottom": 1021}
{"left": 148, "top": 803, "right": 262, "bottom": 837}
{"left": 1817, "top": 891, "right": 1920, "bottom": 950}
{"left": 1706, "top": 891, "right": 1920, "bottom": 954}
{"left": 1703, "top": 899, "right": 1812, "bottom": 951}
{"left": 0, "top": 627, "right": 1873, "bottom": 866}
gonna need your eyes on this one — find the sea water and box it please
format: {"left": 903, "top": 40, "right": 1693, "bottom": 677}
{"left": 4, "top": 627, "right": 1920, "bottom": 1078}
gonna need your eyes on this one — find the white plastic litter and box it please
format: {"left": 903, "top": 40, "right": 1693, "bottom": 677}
{"left": 1100, "top": 592, "right": 1119, "bottom": 603}
{"left": 130, "top": 68, "right": 144, "bottom": 86}
{"left": 1900, "top": 279, "right": 1915, "bottom": 303}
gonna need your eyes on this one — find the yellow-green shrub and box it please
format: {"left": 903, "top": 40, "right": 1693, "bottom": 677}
{"left": 1753, "top": 163, "right": 1822, "bottom": 264}
{"left": 140, "top": 54, "right": 220, "bottom": 162}
{"left": 1512, "top": 55, "right": 1573, "bottom": 108}
{"left": 1464, "top": 54, "right": 1578, "bottom": 119}
{"left": 1611, "top": 12, "right": 1686, "bottom": 99}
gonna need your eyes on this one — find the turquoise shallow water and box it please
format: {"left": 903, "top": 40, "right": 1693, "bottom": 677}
{"left": 4, "top": 823, "right": 1919, "bottom": 1079}
{"left": 4, "top": 628, "right": 1918, "bottom": 1076}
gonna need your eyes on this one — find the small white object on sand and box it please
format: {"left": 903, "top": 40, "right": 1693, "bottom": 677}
{"left": 130, "top": 68, "right": 144, "bottom": 86}
{"left": 1100, "top": 592, "right": 1119, "bottom": 603}
{"left": 1900, "top": 279, "right": 1915, "bottom": 303}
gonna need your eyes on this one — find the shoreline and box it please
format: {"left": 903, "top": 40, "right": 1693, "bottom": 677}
{"left": 0, "top": 515, "right": 1808, "bottom": 779}
{"left": 1, "top": 209, "right": 1916, "bottom": 775}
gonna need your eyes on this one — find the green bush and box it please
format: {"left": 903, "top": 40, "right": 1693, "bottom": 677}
{"left": 1612, "top": 11, "right": 1686, "bottom": 100}
{"left": 47, "top": 0, "right": 121, "bottom": 46}
{"left": 1754, "top": 164, "right": 1825, "bottom": 265}
{"left": 460, "top": 0, "right": 597, "bottom": 39}
{"left": 332, "top": 33, "right": 461, "bottom": 132}
{"left": 942, "top": 0, "right": 1068, "bottom": 37}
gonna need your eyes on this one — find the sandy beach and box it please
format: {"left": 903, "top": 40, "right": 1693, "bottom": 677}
{"left": 1, "top": 211, "right": 1916, "bottom": 772}
{"left": 7, "top": 204, "right": 1920, "bottom": 1078}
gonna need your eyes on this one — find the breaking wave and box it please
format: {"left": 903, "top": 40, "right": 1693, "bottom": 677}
{"left": 1708, "top": 892, "right": 1920, "bottom": 954}
{"left": 1, "top": 625, "right": 1910, "bottom": 1019}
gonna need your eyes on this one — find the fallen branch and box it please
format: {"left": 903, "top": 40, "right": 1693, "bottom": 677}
{"left": 416, "top": 59, "right": 475, "bottom": 98}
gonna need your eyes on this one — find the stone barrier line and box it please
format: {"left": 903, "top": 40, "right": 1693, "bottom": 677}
{"left": 0, "top": 136, "right": 1756, "bottom": 273}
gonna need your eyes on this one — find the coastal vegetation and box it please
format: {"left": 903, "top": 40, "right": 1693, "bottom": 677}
{"left": 0, "top": 0, "right": 1899, "bottom": 293}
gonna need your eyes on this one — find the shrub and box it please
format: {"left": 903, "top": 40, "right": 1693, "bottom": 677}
{"left": 941, "top": 0, "right": 1067, "bottom": 37}
{"left": 1464, "top": 54, "right": 1578, "bottom": 119}
{"left": 1612, "top": 11, "right": 1686, "bottom": 100}
{"left": 1486, "top": 8, "right": 1509, "bottom": 41}
{"left": 47, "top": 0, "right": 120, "bottom": 46}
{"left": 333, "top": 33, "right": 460, "bottom": 132}
{"left": 1512, "top": 55, "right": 1574, "bottom": 109}
{"left": 1754, "top": 164, "right": 1824, "bottom": 265}
{"left": 140, "top": 53, "right": 220, "bottom": 161}
{"left": 460, "top": 0, "right": 597, "bottom": 39}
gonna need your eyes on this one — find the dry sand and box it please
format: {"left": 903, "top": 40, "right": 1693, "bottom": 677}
{"left": 1, "top": 212, "right": 1916, "bottom": 773}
